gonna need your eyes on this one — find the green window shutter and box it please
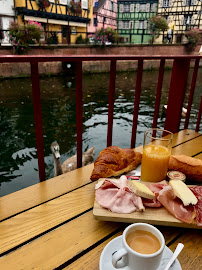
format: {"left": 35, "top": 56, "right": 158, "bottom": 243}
{"left": 146, "top": 3, "right": 150, "bottom": 12}
{"left": 136, "top": 3, "right": 140, "bottom": 12}
{"left": 120, "top": 4, "right": 124, "bottom": 13}
{"left": 130, "top": 4, "right": 134, "bottom": 12}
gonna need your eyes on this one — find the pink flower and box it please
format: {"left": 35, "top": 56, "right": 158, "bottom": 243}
{"left": 15, "top": 43, "right": 18, "bottom": 46}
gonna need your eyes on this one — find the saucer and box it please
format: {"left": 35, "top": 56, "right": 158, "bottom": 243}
{"left": 99, "top": 236, "right": 182, "bottom": 270}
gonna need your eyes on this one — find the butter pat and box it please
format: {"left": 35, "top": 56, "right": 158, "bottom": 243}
{"left": 128, "top": 181, "right": 155, "bottom": 200}
{"left": 169, "top": 180, "right": 198, "bottom": 206}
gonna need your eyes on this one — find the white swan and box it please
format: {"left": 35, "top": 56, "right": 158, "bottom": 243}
{"left": 51, "top": 141, "right": 95, "bottom": 176}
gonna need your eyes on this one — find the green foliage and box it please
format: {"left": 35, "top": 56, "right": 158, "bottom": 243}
{"left": 70, "top": 1, "right": 81, "bottom": 15}
{"left": 47, "top": 32, "right": 59, "bottom": 44}
{"left": 185, "top": 28, "right": 202, "bottom": 52}
{"left": 94, "top": 27, "right": 119, "bottom": 45}
{"left": 9, "top": 21, "right": 43, "bottom": 54}
{"left": 149, "top": 16, "right": 168, "bottom": 41}
{"left": 75, "top": 34, "right": 89, "bottom": 44}
{"left": 36, "top": 0, "right": 50, "bottom": 8}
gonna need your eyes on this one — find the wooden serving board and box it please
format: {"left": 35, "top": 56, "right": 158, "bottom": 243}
{"left": 93, "top": 181, "right": 201, "bottom": 229}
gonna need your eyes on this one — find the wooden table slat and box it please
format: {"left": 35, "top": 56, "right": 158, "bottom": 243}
{"left": 0, "top": 211, "right": 123, "bottom": 270}
{"left": 0, "top": 183, "right": 96, "bottom": 255}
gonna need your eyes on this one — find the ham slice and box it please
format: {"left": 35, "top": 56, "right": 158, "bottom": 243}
{"left": 189, "top": 186, "right": 202, "bottom": 226}
{"left": 142, "top": 181, "right": 168, "bottom": 208}
{"left": 157, "top": 185, "right": 195, "bottom": 224}
{"left": 95, "top": 176, "right": 145, "bottom": 214}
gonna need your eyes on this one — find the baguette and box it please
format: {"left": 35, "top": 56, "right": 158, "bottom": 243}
{"left": 168, "top": 155, "right": 202, "bottom": 182}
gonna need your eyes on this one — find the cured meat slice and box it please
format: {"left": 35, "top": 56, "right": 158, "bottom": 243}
{"left": 146, "top": 180, "right": 168, "bottom": 196}
{"left": 189, "top": 186, "right": 202, "bottom": 226}
{"left": 142, "top": 181, "right": 168, "bottom": 208}
{"left": 142, "top": 198, "right": 162, "bottom": 208}
{"left": 95, "top": 176, "right": 145, "bottom": 214}
{"left": 157, "top": 185, "right": 195, "bottom": 224}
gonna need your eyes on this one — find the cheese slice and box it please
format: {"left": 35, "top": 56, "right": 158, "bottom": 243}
{"left": 169, "top": 180, "right": 198, "bottom": 206}
{"left": 128, "top": 181, "right": 155, "bottom": 200}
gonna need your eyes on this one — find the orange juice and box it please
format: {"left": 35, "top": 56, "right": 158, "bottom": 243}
{"left": 141, "top": 145, "right": 171, "bottom": 182}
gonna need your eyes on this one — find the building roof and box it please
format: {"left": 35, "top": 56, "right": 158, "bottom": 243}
{"left": 93, "top": 0, "right": 106, "bottom": 13}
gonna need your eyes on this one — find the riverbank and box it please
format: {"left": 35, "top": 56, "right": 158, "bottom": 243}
{"left": 0, "top": 44, "right": 201, "bottom": 78}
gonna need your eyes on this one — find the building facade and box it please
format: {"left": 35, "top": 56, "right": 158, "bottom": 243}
{"left": 158, "top": 0, "right": 202, "bottom": 43}
{"left": 0, "top": 0, "right": 16, "bottom": 44}
{"left": 14, "top": 0, "right": 93, "bottom": 44}
{"left": 88, "top": 0, "right": 117, "bottom": 34}
{"left": 117, "top": 0, "right": 158, "bottom": 44}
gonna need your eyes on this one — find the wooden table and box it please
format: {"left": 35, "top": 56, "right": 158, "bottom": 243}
{"left": 0, "top": 129, "right": 201, "bottom": 270}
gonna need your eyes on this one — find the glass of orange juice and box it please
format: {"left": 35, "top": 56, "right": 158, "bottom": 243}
{"left": 141, "top": 128, "right": 173, "bottom": 182}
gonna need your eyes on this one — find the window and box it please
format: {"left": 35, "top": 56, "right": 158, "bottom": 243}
{"left": 60, "top": 0, "right": 68, "bottom": 4}
{"left": 139, "top": 20, "right": 144, "bottom": 29}
{"left": 109, "top": 1, "right": 113, "bottom": 11}
{"left": 163, "top": 0, "right": 169, "bottom": 7}
{"left": 129, "top": 21, "right": 134, "bottom": 29}
{"left": 123, "top": 21, "right": 129, "bottom": 29}
{"left": 140, "top": 4, "right": 146, "bottom": 12}
{"left": 81, "top": 0, "right": 88, "bottom": 9}
{"left": 124, "top": 4, "right": 130, "bottom": 12}
{"left": 119, "top": 4, "right": 124, "bottom": 13}
{"left": 118, "top": 21, "right": 123, "bottom": 29}
{"left": 130, "top": 4, "right": 134, "bottom": 12}
{"left": 94, "top": 18, "right": 97, "bottom": 26}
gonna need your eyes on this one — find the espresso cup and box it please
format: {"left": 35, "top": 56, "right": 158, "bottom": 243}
{"left": 112, "top": 223, "right": 165, "bottom": 270}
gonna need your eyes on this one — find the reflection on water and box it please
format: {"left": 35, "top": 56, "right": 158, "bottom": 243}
{"left": 0, "top": 68, "right": 201, "bottom": 196}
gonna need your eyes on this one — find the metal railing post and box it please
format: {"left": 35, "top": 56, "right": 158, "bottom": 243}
{"left": 107, "top": 60, "right": 116, "bottom": 147}
{"left": 131, "top": 59, "right": 143, "bottom": 148}
{"left": 76, "top": 61, "right": 83, "bottom": 168}
{"left": 30, "top": 62, "right": 46, "bottom": 181}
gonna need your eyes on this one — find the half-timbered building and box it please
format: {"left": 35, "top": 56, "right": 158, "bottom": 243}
{"left": 157, "top": 0, "right": 202, "bottom": 43}
{"left": 117, "top": 0, "right": 158, "bottom": 43}
{"left": 88, "top": 0, "right": 117, "bottom": 34}
{"left": 0, "top": 0, "right": 15, "bottom": 44}
{"left": 14, "top": 0, "right": 93, "bottom": 44}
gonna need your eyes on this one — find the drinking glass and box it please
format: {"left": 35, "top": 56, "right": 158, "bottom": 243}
{"left": 141, "top": 128, "right": 173, "bottom": 182}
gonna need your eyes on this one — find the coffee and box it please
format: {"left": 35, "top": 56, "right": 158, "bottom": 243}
{"left": 126, "top": 230, "right": 161, "bottom": 254}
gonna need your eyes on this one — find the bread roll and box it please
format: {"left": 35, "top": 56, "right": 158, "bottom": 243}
{"left": 90, "top": 146, "right": 142, "bottom": 181}
{"left": 168, "top": 155, "right": 202, "bottom": 182}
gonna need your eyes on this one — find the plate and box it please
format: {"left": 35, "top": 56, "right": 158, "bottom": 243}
{"left": 99, "top": 236, "right": 182, "bottom": 270}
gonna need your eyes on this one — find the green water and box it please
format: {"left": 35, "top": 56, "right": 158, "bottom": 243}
{"left": 0, "top": 69, "right": 201, "bottom": 196}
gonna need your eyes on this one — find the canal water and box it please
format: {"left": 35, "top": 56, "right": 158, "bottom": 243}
{"left": 0, "top": 68, "right": 201, "bottom": 196}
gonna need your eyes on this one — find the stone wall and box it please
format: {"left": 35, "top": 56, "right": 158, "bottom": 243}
{"left": 0, "top": 44, "right": 201, "bottom": 77}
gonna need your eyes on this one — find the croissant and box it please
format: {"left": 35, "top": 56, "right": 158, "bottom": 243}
{"left": 90, "top": 146, "right": 142, "bottom": 181}
{"left": 168, "top": 155, "right": 202, "bottom": 182}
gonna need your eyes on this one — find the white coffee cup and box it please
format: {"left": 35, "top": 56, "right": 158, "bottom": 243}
{"left": 112, "top": 223, "right": 165, "bottom": 270}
